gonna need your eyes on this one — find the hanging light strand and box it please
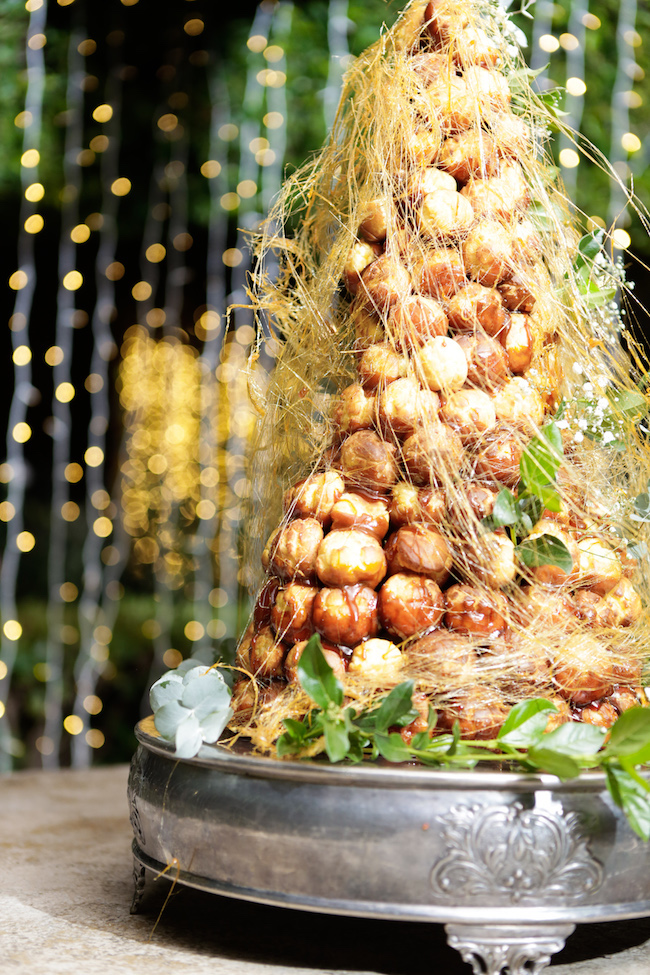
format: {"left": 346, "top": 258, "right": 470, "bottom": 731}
{"left": 558, "top": 0, "right": 589, "bottom": 199}
{"left": 608, "top": 0, "right": 638, "bottom": 231}
{"left": 71, "top": 56, "right": 126, "bottom": 768}
{"left": 194, "top": 70, "right": 231, "bottom": 652}
{"left": 529, "top": 0, "right": 554, "bottom": 79}
{"left": 323, "top": 0, "right": 349, "bottom": 132}
{"left": 43, "top": 28, "right": 87, "bottom": 768}
{"left": 0, "top": 0, "right": 48, "bottom": 770}
{"left": 260, "top": 2, "right": 292, "bottom": 214}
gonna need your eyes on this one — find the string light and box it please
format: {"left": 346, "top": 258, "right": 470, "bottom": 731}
{"left": 2, "top": 621, "right": 22, "bottom": 641}
{"left": 110, "top": 177, "right": 131, "bottom": 196}
{"left": 200, "top": 160, "right": 221, "bottom": 178}
{"left": 559, "top": 33, "right": 579, "bottom": 51}
{"left": 582, "top": 13, "right": 601, "bottom": 29}
{"left": 92, "top": 103, "right": 113, "bottom": 122}
{"left": 247, "top": 34, "right": 267, "bottom": 52}
{"left": 621, "top": 132, "right": 641, "bottom": 152}
{"left": 263, "top": 111, "right": 283, "bottom": 129}
{"left": 612, "top": 228, "right": 631, "bottom": 249}
{"left": 218, "top": 123, "right": 238, "bottom": 141}
{"left": 566, "top": 77, "right": 587, "bottom": 97}
{"left": 25, "top": 182, "right": 44, "bottom": 201}
{"left": 559, "top": 148, "right": 580, "bottom": 168}
{"left": 24, "top": 214, "right": 44, "bottom": 233}
{"left": 538, "top": 34, "right": 559, "bottom": 53}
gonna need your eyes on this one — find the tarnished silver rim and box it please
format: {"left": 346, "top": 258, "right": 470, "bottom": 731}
{"left": 134, "top": 719, "right": 611, "bottom": 792}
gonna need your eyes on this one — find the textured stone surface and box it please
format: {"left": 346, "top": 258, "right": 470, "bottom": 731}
{"left": 2, "top": 764, "right": 650, "bottom": 973}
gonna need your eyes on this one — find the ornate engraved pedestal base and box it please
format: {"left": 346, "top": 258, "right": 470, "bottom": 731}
{"left": 445, "top": 922, "right": 576, "bottom": 975}
{"left": 128, "top": 721, "right": 650, "bottom": 975}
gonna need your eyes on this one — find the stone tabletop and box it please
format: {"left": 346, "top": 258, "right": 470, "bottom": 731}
{"left": 3, "top": 763, "right": 650, "bottom": 974}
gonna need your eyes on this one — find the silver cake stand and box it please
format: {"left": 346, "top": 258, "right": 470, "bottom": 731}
{"left": 128, "top": 717, "right": 650, "bottom": 974}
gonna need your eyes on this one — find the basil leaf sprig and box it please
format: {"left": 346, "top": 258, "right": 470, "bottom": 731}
{"left": 278, "top": 636, "right": 650, "bottom": 840}
{"left": 151, "top": 659, "right": 233, "bottom": 759}
{"left": 481, "top": 420, "right": 573, "bottom": 572}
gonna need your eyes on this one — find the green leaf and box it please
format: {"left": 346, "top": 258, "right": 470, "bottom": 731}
{"left": 297, "top": 633, "right": 344, "bottom": 710}
{"left": 608, "top": 388, "right": 648, "bottom": 418}
{"left": 372, "top": 680, "right": 416, "bottom": 733}
{"left": 323, "top": 718, "right": 349, "bottom": 762}
{"left": 276, "top": 731, "right": 303, "bottom": 757}
{"left": 633, "top": 490, "right": 650, "bottom": 523}
{"left": 375, "top": 732, "right": 412, "bottom": 763}
{"left": 628, "top": 541, "right": 648, "bottom": 561}
{"left": 413, "top": 732, "right": 455, "bottom": 753}
{"left": 605, "top": 707, "right": 650, "bottom": 760}
{"left": 538, "top": 721, "right": 606, "bottom": 757}
{"left": 489, "top": 488, "right": 519, "bottom": 527}
{"left": 498, "top": 699, "right": 558, "bottom": 748}
{"left": 574, "top": 265, "right": 617, "bottom": 307}
{"left": 526, "top": 745, "right": 581, "bottom": 779}
{"left": 517, "top": 535, "right": 573, "bottom": 572}
{"left": 576, "top": 230, "right": 604, "bottom": 264}
{"left": 534, "top": 483, "right": 562, "bottom": 513}
{"left": 520, "top": 422, "right": 563, "bottom": 493}
{"left": 280, "top": 717, "right": 312, "bottom": 741}
{"left": 517, "top": 494, "right": 543, "bottom": 534}
{"left": 346, "top": 735, "right": 366, "bottom": 763}
{"left": 606, "top": 764, "right": 650, "bottom": 841}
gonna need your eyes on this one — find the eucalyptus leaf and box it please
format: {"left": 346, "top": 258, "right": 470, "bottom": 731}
{"left": 199, "top": 705, "right": 234, "bottom": 743}
{"left": 154, "top": 699, "right": 189, "bottom": 739}
{"left": 175, "top": 659, "right": 210, "bottom": 677}
{"left": 150, "top": 673, "right": 184, "bottom": 711}
{"left": 174, "top": 712, "right": 204, "bottom": 759}
{"left": 181, "top": 669, "right": 229, "bottom": 711}
{"left": 298, "top": 633, "right": 344, "bottom": 711}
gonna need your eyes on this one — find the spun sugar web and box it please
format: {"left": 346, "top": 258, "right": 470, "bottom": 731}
{"left": 230, "top": 0, "right": 650, "bottom": 756}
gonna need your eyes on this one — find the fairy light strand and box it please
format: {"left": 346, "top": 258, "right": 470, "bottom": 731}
{"left": 151, "top": 132, "right": 192, "bottom": 689}
{"left": 71, "top": 54, "right": 126, "bottom": 768}
{"left": 608, "top": 0, "right": 637, "bottom": 229}
{"left": 43, "top": 28, "right": 86, "bottom": 768}
{"left": 323, "top": 0, "right": 349, "bottom": 131}
{"left": 195, "top": 70, "right": 230, "bottom": 653}
{"left": 559, "top": 0, "right": 589, "bottom": 199}
{"left": 529, "top": 0, "right": 554, "bottom": 80}
{"left": 0, "top": 0, "right": 48, "bottom": 770}
{"left": 260, "top": 3, "right": 292, "bottom": 215}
